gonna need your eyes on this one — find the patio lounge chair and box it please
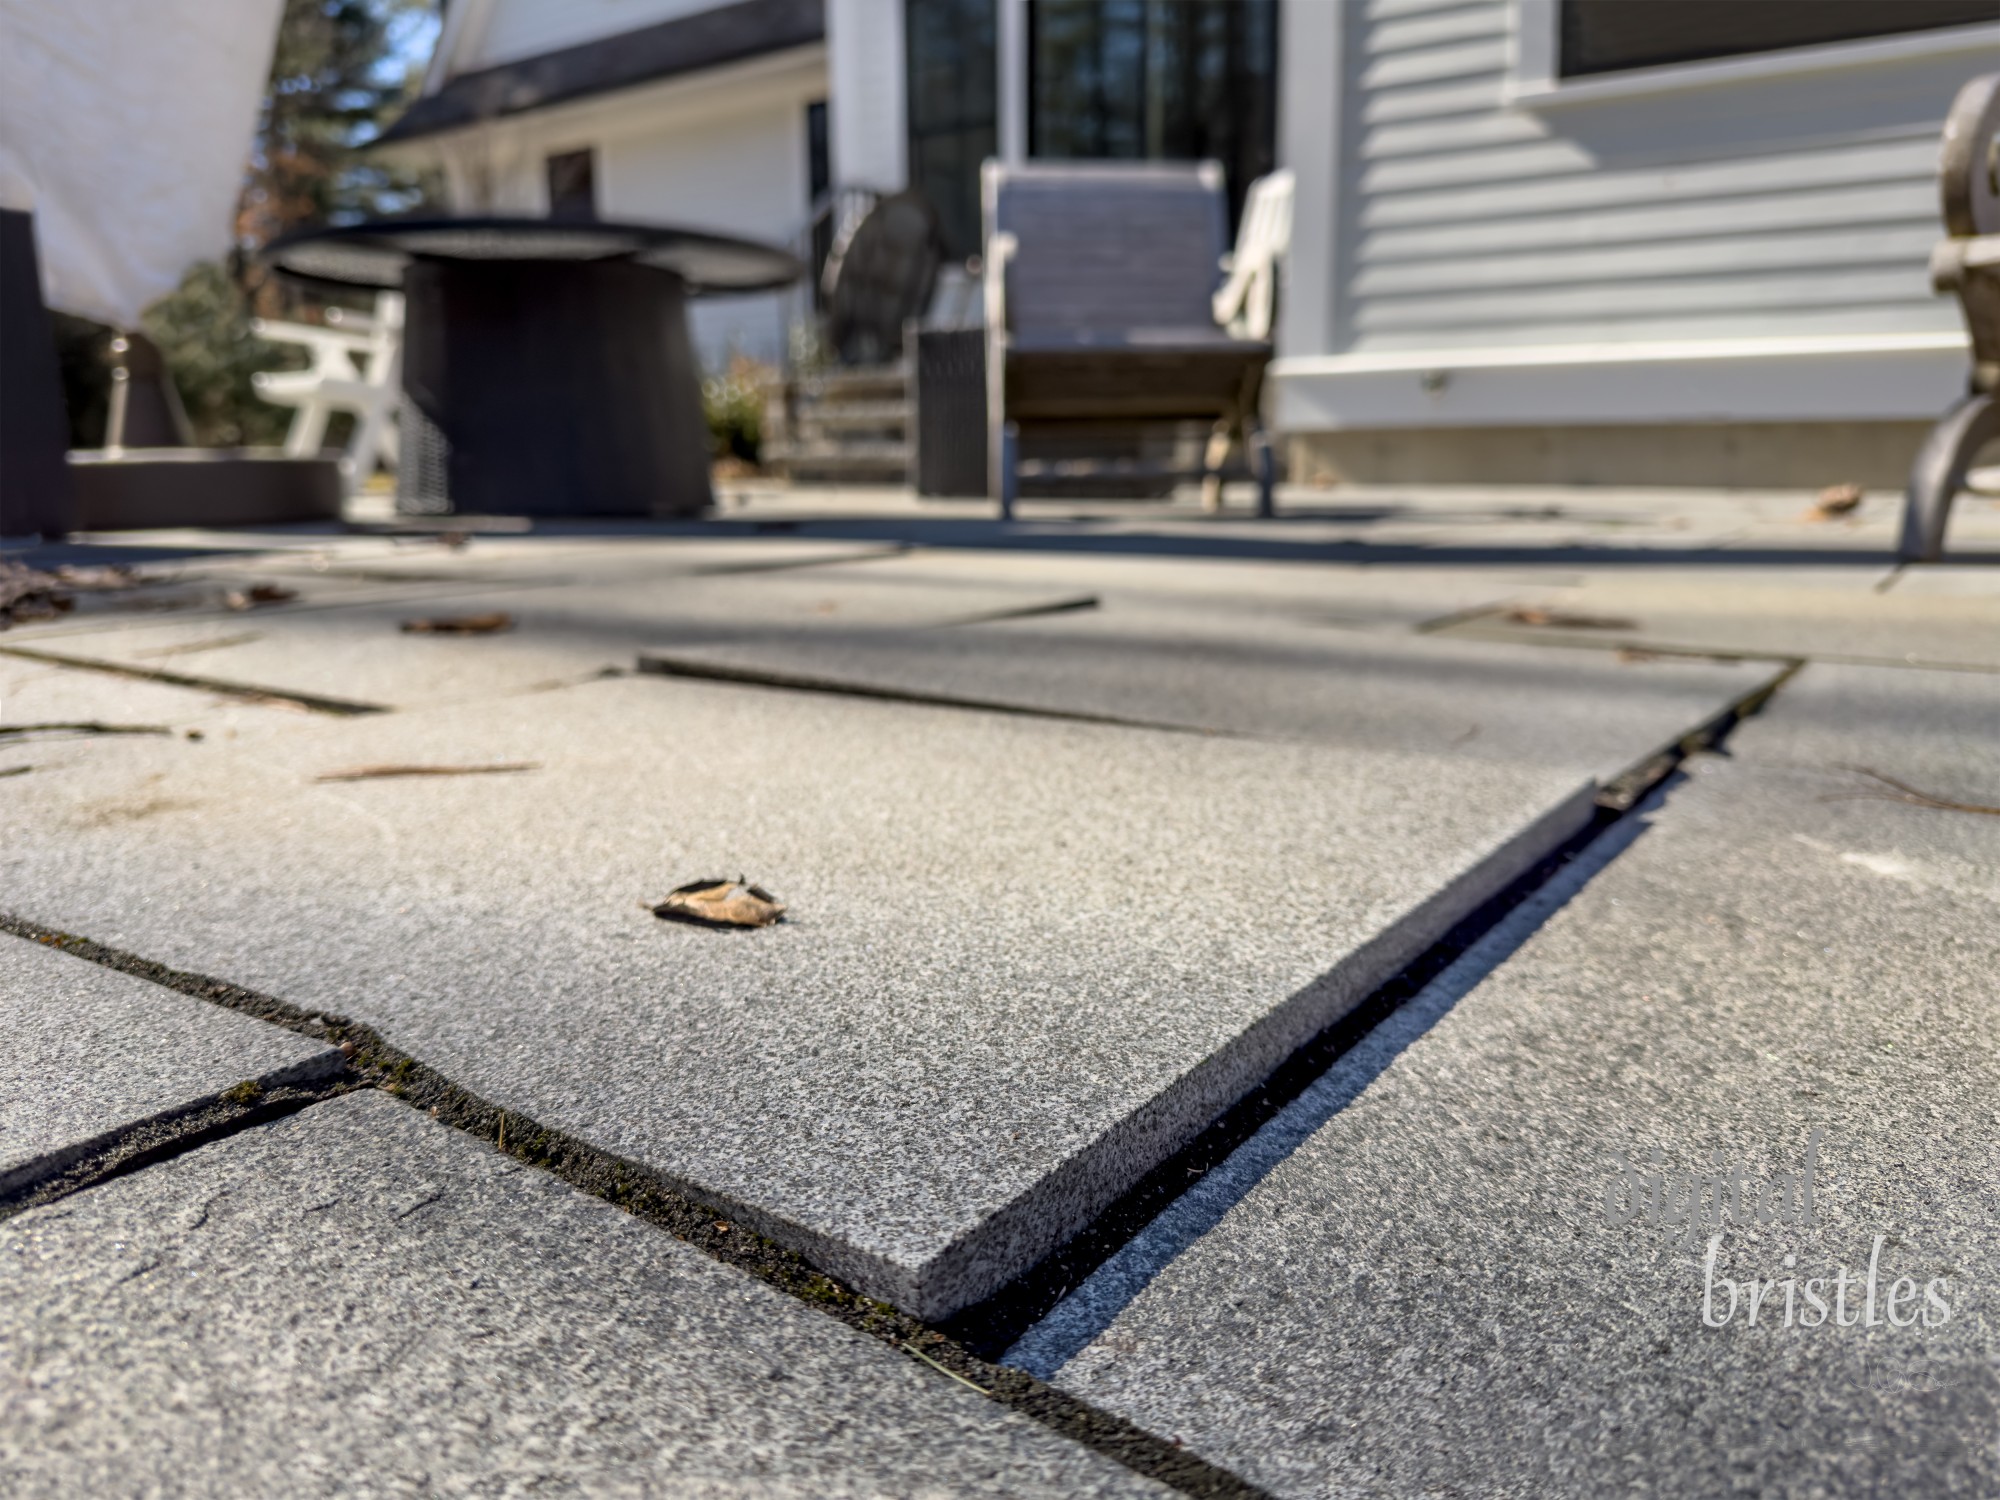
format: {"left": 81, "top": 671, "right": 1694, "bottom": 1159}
{"left": 252, "top": 291, "right": 403, "bottom": 493}
{"left": 981, "top": 160, "right": 1274, "bottom": 518}
{"left": 1214, "top": 168, "right": 1294, "bottom": 342}
{"left": 1901, "top": 71, "right": 2000, "bottom": 562}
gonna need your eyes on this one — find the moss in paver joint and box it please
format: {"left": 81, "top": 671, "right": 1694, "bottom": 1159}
{"left": 220, "top": 1080, "right": 264, "bottom": 1106}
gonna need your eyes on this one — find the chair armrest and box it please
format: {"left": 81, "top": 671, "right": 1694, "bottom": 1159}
{"left": 984, "top": 232, "right": 1017, "bottom": 342}
{"left": 251, "top": 319, "right": 374, "bottom": 354}
{"left": 1933, "top": 236, "right": 2000, "bottom": 293}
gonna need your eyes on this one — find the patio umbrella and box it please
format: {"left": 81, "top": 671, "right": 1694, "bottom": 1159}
{"left": 0, "top": 0, "right": 283, "bottom": 326}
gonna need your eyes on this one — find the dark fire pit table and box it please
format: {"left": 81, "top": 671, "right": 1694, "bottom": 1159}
{"left": 265, "top": 218, "right": 800, "bottom": 518}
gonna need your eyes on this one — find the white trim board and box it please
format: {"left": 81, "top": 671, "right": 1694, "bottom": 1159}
{"left": 1271, "top": 334, "right": 1970, "bottom": 430}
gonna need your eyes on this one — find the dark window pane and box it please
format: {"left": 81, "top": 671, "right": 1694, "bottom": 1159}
{"left": 906, "top": 0, "right": 999, "bottom": 262}
{"left": 806, "top": 100, "right": 831, "bottom": 200}
{"left": 1560, "top": 0, "right": 1999, "bottom": 78}
{"left": 1027, "top": 0, "right": 1276, "bottom": 232}
{"left": 545, "top": 149, "right": 597, "bottom": 222}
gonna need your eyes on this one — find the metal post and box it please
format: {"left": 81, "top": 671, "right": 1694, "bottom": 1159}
{"left": 999, "top": 422, "right": 1019, "bottom": 521}
{"left": 997, "top": 0, "right": 1028, "bottom": 166}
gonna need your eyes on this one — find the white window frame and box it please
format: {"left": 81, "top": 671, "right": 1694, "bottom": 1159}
{"left": 1507, "top": 0, "right": 2000, "bottom": 111}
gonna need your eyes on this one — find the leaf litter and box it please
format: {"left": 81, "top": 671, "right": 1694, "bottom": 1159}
{"left": 1824, "top": 765, "right": 2000, "bottom": 818}
{"left": 314, "top": 762, "right": 541, "bottom": 783}
{"left": 224, "top": 584, "right": 299, "bottom": 610}
{"left": 650, "top": 878, "right": 786, "bottom": 929}
{"left": 1503, "top": 606, "right": 1640, "bottom": 631}
{"left": 400, "top": 612, "right": 513, "bottom": 635}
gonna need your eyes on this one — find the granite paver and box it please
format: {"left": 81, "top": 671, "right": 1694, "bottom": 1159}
{"left": 1438, "top": 576, "right": 2000, "bottom": 669}
{"left": 0, "top": 1090, "right": 1166, "bottom": 1499}
{"left": 0, "top": 933, "right": 340, "bottom": 1195}
{"left": 1029, "top": 661, "right": 2000, "bottom": 1497}
{"left": 15, "top": 570, "right": 1096, "bottom": 710}
{"left": 640, "top": 605, "right": 1772, "bottom": 769}
{"left": 0, "top": 647, "right": 1756, "bottom": 1316}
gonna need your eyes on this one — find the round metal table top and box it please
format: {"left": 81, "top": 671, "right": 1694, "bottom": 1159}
{"left": 262, "top": 216, "right": 803, "bottom": 294}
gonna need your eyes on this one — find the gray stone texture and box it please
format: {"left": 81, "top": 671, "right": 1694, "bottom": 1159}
{"left": 0, "top": 934, "right": 339, "bottom": 1194}
{"left": 641, "top": 605, "right": 1772, "bottom": 772}
{"left": 1036, "top": 662, "right": 2000, "bottom": 1498}
{"left": 1441, "top": 576, "right": 2000, "bottom": 669}
{"left": 0, "top": 662, "right": 1653, "bottom": 1316}
{"left": 0, "top": 1090, "right": 1165, "bottom": 1499}
{"left": 23, "top": 568, "right": 1096, "bottom": 709}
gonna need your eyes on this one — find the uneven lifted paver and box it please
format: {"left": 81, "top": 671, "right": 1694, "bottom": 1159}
{"left": 14, "top": 568, "right": 1095, "bottom": 710}
{"left": 1028, "top": 662, "right": 2000, "bottom": 1498}
{"left": 0, "top": 635, "right": 1762, "bottom": 1316}
{"left": 0, "top": 1090, "right": 1167, "bottom": 1499}
{"left": 639, "top": 605, "right": 1771, "bottom": 767}
{"left": 1439, "top": 576, "right": 2000, "bottom": 669}
{"left": 0, "top": 933, "right": 340, "bottom": 1196}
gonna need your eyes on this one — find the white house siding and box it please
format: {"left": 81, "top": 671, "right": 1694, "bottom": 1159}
{"left": 464, "top": 0, "right": 725, "bottom": 72}
{"left": 415, "top": 48, "right": 828, "bottom": 368}
{"left": 1275, "top": 0, "right": 1998, "bottom": 440}
{"left": 598, "top": 70, "right": 820, "bottom": 364}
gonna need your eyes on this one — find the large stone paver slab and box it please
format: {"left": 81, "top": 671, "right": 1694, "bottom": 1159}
{"left": 0, "top": 1091, "right": 1164, "bottom": 1499}
{"left": 0, "top": 934, "right": 339, "bottom": 1195}
{"left": 790, "top": 547, "right": 1588, "bottom": 632}
{"left": 1438, "top": 576, "right": 2000, "bottom": 669}
{"left": 21, "top": 570, "right": 1094, "bottom": 710}
{"left": 0, "top": 668, "right": 1657, "bottom": 1317}
{"left": 641, "top": 605, "right": 1771, "bottom": 771}
{"left": 1029, "top": 662, "right": 2000, "bottom": 1498}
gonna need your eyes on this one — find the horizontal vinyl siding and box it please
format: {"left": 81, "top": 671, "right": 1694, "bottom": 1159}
{"left": 1338, "top": 0, "right": 1969, "bottom": 355}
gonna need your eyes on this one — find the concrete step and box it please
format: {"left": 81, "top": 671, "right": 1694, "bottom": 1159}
{"left": 764, "top": 439, "right": 911, "bottom": 479}
{"left": 790, "top": 364, "right": 909, "bottom": 402}
{"left": 793, "top": 400, "right": 910, "bottom": 431}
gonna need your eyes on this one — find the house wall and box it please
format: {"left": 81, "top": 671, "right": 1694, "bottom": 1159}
{"left": 1275, "top": 0, "right": 2000, "bottom": 485}
{"left": 415, "top": 46, "right": 829, "bottom": 367}
{"left": 826, "top": 0, "right": 907, "bottom": 192}
{"left": 463, "top": 0, "right": 726, "bottom": 72}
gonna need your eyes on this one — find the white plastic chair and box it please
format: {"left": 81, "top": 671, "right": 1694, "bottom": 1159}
{"left": 1213, "top": 169, "right": 1294, "bottom": 342}
{"left": 251, "top": 291, "right": 403, "bottom": 491}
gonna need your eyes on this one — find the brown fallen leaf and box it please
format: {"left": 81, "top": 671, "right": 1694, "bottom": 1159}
{"left": 313, "top": 762, "right": 540, "bottom": 782}
{"left": 1504, "top": 606, "right": 1639, "bottom": 631}
{"left": 1805, "top": 483, "right": 1864, "bottom": 520}
{"left": 400, "top": 612, "right": 514, "bottom": 635}
{"left": 1823, "top": 765, "right": 2000, "bottom": 818}
{"left": 225, "top": 583, "right": 298, "bottom": 610}
{"left": 651, "top": 877, "right": 786, "bottom": 930}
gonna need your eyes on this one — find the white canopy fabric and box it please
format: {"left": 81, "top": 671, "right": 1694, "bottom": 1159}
{"left": 0, "top": 0, "right": 284, "bottom": 327}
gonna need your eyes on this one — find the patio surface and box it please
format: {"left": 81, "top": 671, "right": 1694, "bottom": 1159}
{"left": 4, "top": 479, "right": 1999, "bottom": 1497}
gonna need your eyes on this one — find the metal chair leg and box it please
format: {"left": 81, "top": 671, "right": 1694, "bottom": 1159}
{"left": 1900, "top": 391, "right": 2000, "bottom": 562}
{"left": 1200, "top": 417, "right": 1232, "bottom": 514}
{"left": 998, "top": 422, "right": 1019, "bottom": 521}
{"left": 1251, "top": 422, "right": 1276, "bottom": 519}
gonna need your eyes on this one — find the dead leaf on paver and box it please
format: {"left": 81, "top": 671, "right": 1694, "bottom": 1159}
{"left": 399, "top": 612, "right": 514, "bottom": 635}
{"left": 650, "top": 877, "right": 786, "bottom": 929}
{"left": 313, "top": 762, "right": 541, "bottom": 782}
{"left": 1804, "top": 483, "right": 1864, "bottom": 521}
{"left": 224, "top": 583, "right": 298, "bottom": 610}
{"left": 1503, "top": 606, "right": 1639, "bottom": 631}
{"left": 1824, "top": 765, "right": 2000, "bottom": 818}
